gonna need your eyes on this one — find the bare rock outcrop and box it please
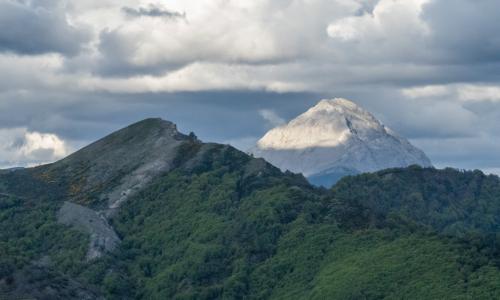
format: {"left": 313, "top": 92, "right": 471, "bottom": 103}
{"left": 57, "top": 201, "right": 120, "bottom": 260}
{"left": 52, "top": 118, "right": 196, "bottom": 259}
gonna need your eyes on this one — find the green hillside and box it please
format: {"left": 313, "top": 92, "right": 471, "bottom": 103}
{"left": 2, "top": 119, "right": 500, "bottom": 299}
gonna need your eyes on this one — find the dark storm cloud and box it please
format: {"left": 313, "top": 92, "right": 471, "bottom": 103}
{"left": 0, "top": 0, "right": 90, "bottom": 56}
{"left": 422, "top": 0, "right": 500, "bottom": 64}
{"left": 122, "top": 4, "right": 186, "bottom": 20}
{"left": 0, "top": 90, "right": 319, "bottom": 143}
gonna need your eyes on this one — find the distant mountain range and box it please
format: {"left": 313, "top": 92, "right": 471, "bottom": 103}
{"left": 2, "top": 118, "right": 500, "bottom": 299}
{"left": 251, "top": 98, "right": 432, "bottom": 186}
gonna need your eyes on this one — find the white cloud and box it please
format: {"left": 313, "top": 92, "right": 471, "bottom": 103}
{"left": 76, "top": 62, "right": 309, "bottom": 93}
{"left": 401, "top": 84, "right": 500, "bottom": 103}
{"left": 327, "top": 17, "right": 361, "bottom": 41}
{"left": 21, "top": 131, "right": 68, "bottom": 158}
{"left": 0, "top": 53, "right": 64, "bottom": 92}
{"left": 482, "top": 168, "right": 500, "bottom": 176}
{"left": 259, "top": 109, "right": 286, "bottom": 128}
{"left": 401, "top": 85, "right": 450, "bottom": 99}
{"left": 457, "top": 85, "right": 500, "bottom": 103}
{"left": 68, "top": 0, "right": 358, "bottom": 77}
{"left": 0, "top": 128, "right": 70, "bottom": 168}
{"left": 327, "top": 0, "right": 431, "bottom": 62}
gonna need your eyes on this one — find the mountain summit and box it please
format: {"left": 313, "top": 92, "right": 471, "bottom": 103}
{"left": 251, "top": 98, "right": 432, "bottom": 186}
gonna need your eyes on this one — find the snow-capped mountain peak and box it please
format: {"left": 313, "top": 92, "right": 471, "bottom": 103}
{"left": 251, "top": 98, "right": 432, "bottom": 186}
{"left": 257, "top": 98, "right": 384, "bottom": 150}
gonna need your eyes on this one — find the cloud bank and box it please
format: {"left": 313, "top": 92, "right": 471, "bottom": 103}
{"left": 0, "top": 127, "right": 70, "bottom": 168}
{"left": 0, "top": 0, "right": 500, "bottom": 173}
{"left": 0, "top": 1, "right": 90, "bottom": 56}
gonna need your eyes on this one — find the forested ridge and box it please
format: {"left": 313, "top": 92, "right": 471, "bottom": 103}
{"left": 2, "top": 120, "right": 500, "bottom": 299}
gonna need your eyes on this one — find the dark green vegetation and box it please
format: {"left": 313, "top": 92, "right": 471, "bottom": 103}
{"left": 2, "top": 119, "right": 500, "bottom": 299}
{"left": 307, "top": 166, "right": 359, "bottom": 187}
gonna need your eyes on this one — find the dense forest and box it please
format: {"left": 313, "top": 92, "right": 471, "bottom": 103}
{"left": 2, "top": 119, "right": 500, "bottom": 299}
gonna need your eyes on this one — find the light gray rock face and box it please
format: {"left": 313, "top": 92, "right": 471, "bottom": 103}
{"left": 52, "top": 118, "right": 189, "bottom": 213}
{"left": 57, "top": 202, "right": 120, "bottom": 260}
{"left": 53, "top": 118, "right": 195, "bottom": 258}
{"left": 251, "top": 98, "right": 432, "bottom": 186}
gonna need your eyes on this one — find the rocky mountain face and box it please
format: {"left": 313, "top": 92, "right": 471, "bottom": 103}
{"left": 3, "top": 118, "right": 500, "bottom": 299}
{"left": 48, "top": 118, "right": 188, "bottom": 210}
{"left": 251, "top": 98, "right": 432, "bottom": 186}
{"left": 43, "top": 118, "right": 192, "bottom": 260}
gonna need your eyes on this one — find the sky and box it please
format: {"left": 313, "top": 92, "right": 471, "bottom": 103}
{"left": 1, "top": 0, "right": 500, "bottom": 174}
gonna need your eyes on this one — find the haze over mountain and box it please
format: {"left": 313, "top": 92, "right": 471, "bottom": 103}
{"left": 251, "top": 98, "right": 432, "bottom": 186}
